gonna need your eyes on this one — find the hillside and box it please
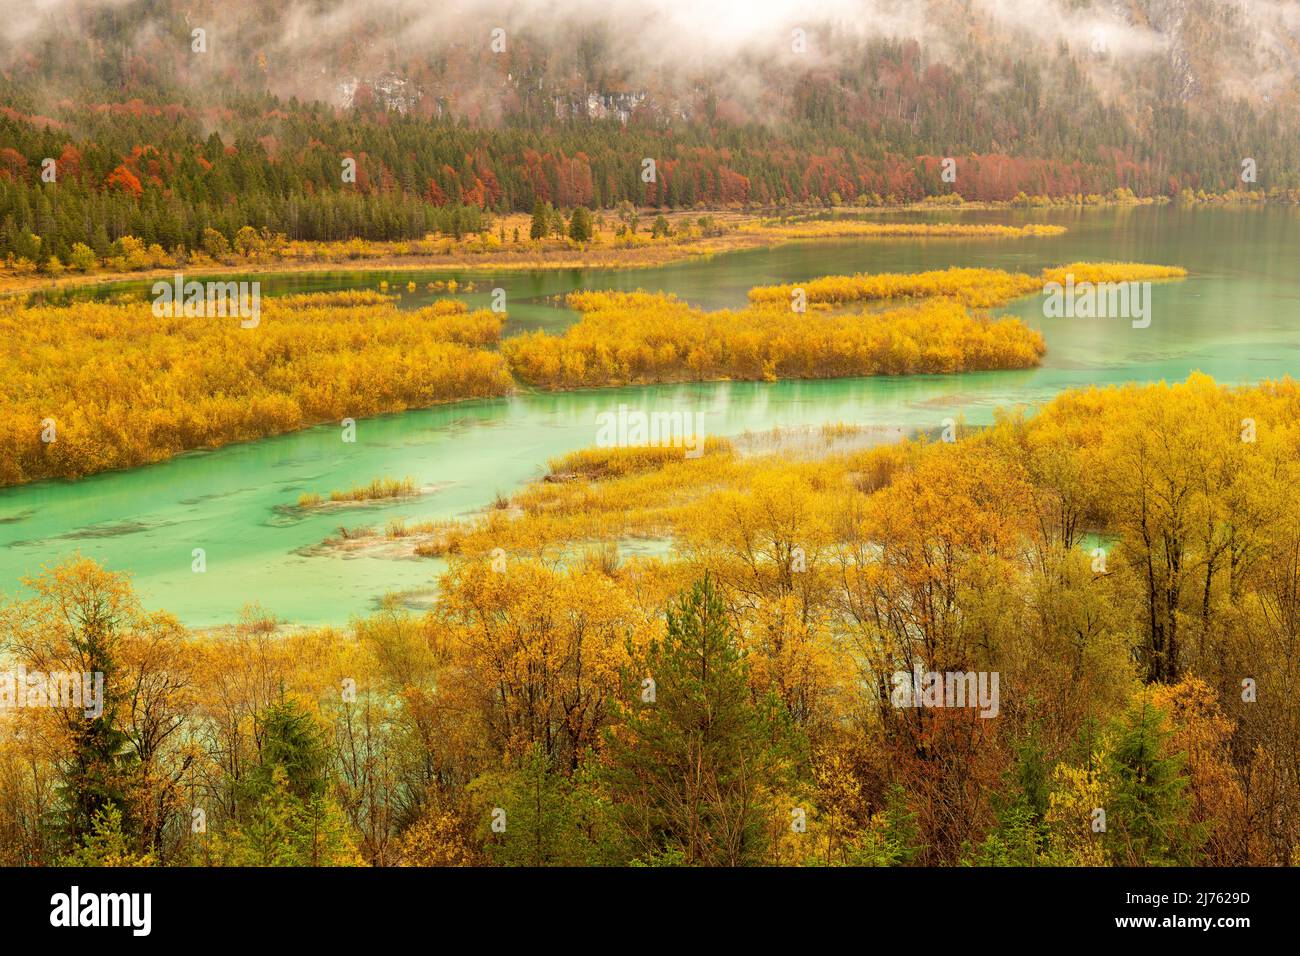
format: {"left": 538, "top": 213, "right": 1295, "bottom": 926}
{"left": 0, "top": 0, "right": 1297, "bottom": 266}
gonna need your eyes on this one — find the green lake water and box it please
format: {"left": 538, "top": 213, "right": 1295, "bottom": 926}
{"left": 2, "top": 205, "right": 1297, "bottom": 626}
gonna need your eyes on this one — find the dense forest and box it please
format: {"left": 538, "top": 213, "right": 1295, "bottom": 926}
{"left": 1, "top": 0, "right": 1297, "bottom": 264}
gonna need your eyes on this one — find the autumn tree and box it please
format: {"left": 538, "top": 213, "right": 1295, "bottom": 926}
{"left": 439, "top": 560, "right": 645, "bottom": 770}
{"left": 201, "top": 227, "right": 231, "bottom": 261}
{"left": 0, "top": 558, "right": 159, "bottom": 851}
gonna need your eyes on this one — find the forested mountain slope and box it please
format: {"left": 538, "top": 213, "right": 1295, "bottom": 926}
{"left": 1, "top": 0, "right": 1296, "bottom": 260}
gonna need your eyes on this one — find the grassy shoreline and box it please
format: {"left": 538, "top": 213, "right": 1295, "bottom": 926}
{"left": 3, "top": 192, "right": 1288, "bottom": 298}
{"left": 0, "top": 203, "right": 1079, "bottom": 297}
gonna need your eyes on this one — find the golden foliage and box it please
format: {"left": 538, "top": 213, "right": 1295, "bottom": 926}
{"left": 504, "top": 292, "right": 1045, "bottom": 388}
{"left": 1040, "top": 262, "right": 1187, "bottom": 285}
{"left": 749, "top": 266, "right": 1044, "bottom": 308}
{"left": 0, "top": 293, "right": 512, "bottom": 485}
{"left": 750, "top": 262, "right": 1186, "bottom": 308}
{"left": 547, "top": 437, "right": 731, "bottom": 480}
{"left": 298, "top": 476, "right": 419, "bottom": 508}
{"left": 8, "top": 373, "right": 1300, "bottom": 865}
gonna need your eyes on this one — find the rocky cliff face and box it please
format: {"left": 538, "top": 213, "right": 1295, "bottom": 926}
{"left": 1114, "top": 0, "right": 1298, "bottom": 106}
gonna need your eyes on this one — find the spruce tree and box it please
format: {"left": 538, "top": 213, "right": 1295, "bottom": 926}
{"left": 1107, "top": 699, "right": 1199, "bottom": 865}
{"left": 471, "top": 743, "right": 596, "bottom": 867}
{"left": 528, "top": 200, "right": 549, "bottom": 240}
{"left": 568, "top": 205, "right": 592, "bottom": 242}
{"left": 601, "top": 575, "right": 793, "bottom": 866}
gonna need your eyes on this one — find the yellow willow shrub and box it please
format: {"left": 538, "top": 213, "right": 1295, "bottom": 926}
{"left": 300, "top": 476, "right": 419, "bottom": 508}
{"left": 678, "top": 464, "right": 842, "bottom": 595}
{"left": 404, "top": 439, "right": 883, "bottom": 587}
{"left": 675, "top": 465, "right": 851, "bottom": 726}
{"left": 750, "top": 262, "right": 1186, "bottom": 309}
{"left": 321, "top": 476, "right": 418, "bottom": 503}
{"left": 749, "top": 267, "right": 1045, "bottom": 308}
{"left": 1039, "top": 262, "right": 1187, "bottom": 285}
{"left": 521, "top": 443, "right": 751, "bottom": 519}
{"left": 424, "top": 299, "right": 467, "bottom": 313}
{"left": 547, "top": 436, "right": 732, "bottom": 480}
{"left": 398, "top": 442, "right": 758, "bottom": 562}
{"left": 740, "top": 221, "right": 1066, "bottom": 240}
{"left": 408, "top": 301, "right": 504, "bottom": 347}
{"left": 411, "top": 408, "right": 1022, "bottom": 572}
{"left": 272, "top": 290, "right": 394, "bottom": 308}
{"left": 189, "top": 621, "right": 366, "bottom": 728}
{"left": 1045, "top": 754, "right": 1113, "bottom": 866}
{"left": 737, "top": 595, "right": 848, "bottom": 734}
{"left": 504, "top": 293, "right": 1045, "bottom": 388}
{"left": 0, "top": 294, "right": 513, "bottom": 485}
{"left": 333, "top": 476, "right": 417, "bottom": 502}
{"left": 411, "top": 514, "right": 566, "bottom": 559}
{"left": 842, "top": 438, "right": 924, "bottom": 494}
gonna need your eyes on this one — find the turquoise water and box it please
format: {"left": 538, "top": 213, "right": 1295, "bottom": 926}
{"left": 2, "top": 204, "right": 1297, "bottom": 626}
